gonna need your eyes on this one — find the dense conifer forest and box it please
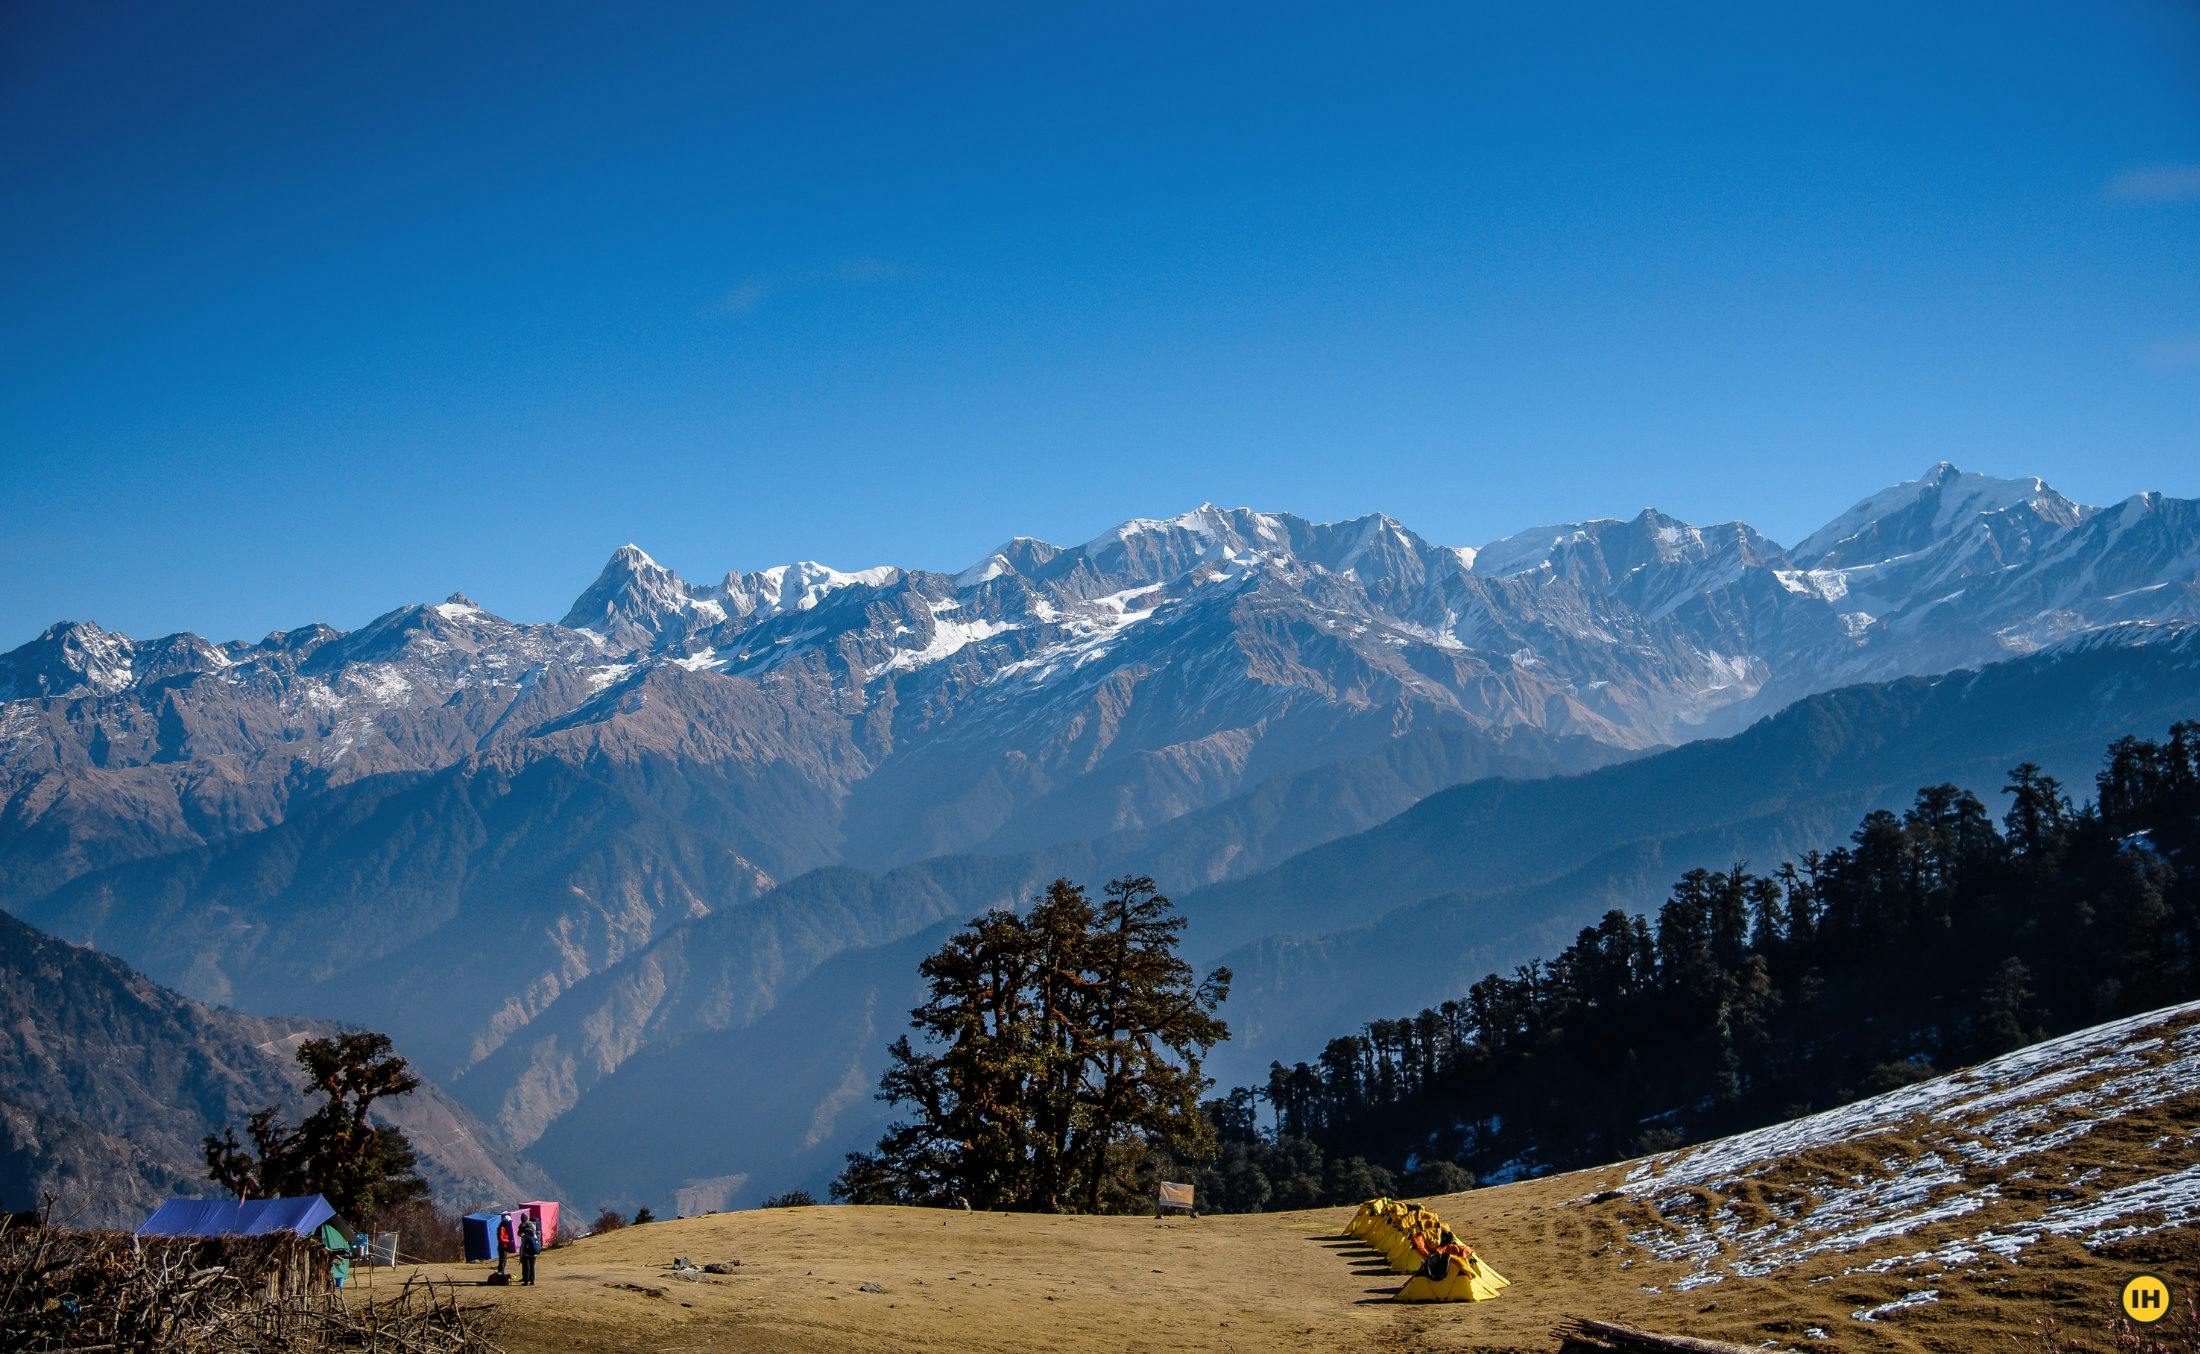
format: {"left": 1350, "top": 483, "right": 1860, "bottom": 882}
{"left": 1197, "top": 722, "right": 2200, "bottom": 1212}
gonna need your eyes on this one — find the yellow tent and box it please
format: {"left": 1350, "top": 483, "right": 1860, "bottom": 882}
{"left": 1369, "top": 1206, "right": 1447, "bottom": 1273}
{"left": 1344, "top": 1198, "right": 1392, "bottom": 1239}
{"left": 1376, "top": 1228, "right": 1427, "bottom": 1274}
{"left": 1395, "top": 1250, "right": 1511, "bottom": 1303}
{"left": 1344, "top": 1196, "right": 1509, "bottom": 1301}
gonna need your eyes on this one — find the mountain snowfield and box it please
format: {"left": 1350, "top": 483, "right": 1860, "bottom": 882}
{"left": 3, "top": 461, "right": 2199, "bottom": 1214}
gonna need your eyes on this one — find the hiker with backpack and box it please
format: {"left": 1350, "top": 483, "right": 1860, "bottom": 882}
{"left": 518, "top": 1214, "right": 541, "bottom": 1286}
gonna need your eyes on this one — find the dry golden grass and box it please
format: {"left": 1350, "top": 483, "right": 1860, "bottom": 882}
{"left": 361, "top": 1006, "right": 2200, "bottom": 1352}
{"left": 356, "top": 1164, "right": 2189, "bottom": 1353}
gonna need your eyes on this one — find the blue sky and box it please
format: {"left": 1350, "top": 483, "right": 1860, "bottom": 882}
{"left": 4, "top": 1, "right": 2196, "bottom": 644}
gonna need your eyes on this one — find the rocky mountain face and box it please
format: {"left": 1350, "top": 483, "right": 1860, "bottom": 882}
{"left": 521, "top": 626, "right": 2200, "bottom": 1211}
{"left": 2, "top": 463, "right": 2197, "bottom": 1211}
{"left": 0, "top": 907, "right": 554, "bottom": 1227}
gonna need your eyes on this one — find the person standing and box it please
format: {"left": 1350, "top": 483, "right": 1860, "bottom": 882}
{"left": 518, "top": 1214, "right": 541, "bottom": 1287}
{"left": 495, "top": 1214, "right": 515, "bottom": 1278}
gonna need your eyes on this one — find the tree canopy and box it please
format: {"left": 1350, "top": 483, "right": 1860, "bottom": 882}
{"left": 204, "top": 1030, "right": 429, "bottom": 1224}
{"left": 1198, "top": 721, "right": 2200, "bottom": 1209}
{"left": 834, "top": 876, "right": 1230, "bottom": 1212}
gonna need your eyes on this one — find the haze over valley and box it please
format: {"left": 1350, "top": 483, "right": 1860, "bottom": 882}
{"left": 4, "top": 462, "right": 2196, "bottom": 1216}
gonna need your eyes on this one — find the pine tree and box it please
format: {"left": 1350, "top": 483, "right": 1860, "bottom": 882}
{"left": 2003, "top": 763, "right": 2073, "bottom": 863}
{"left": 1076, "top": 877, "right": 1232, "bottom": 1212}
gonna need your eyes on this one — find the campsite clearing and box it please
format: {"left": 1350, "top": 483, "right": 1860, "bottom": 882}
{"left": 367, "top": 1000, "right": 2200, "bottom": 1352}
{"left": 364, "top": 1169, "right": 2195, "bottom": 1352}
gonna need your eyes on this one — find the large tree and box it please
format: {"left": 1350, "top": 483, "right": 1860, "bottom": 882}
{"left": 204, "top": 1031, "right": 429, "bottom": 1223}
{"left": 1074, "top": 876, "right": 1230, "bottom": 1212}
{"left": 833, "top": 876, "right": 1230, "bottom": 1212}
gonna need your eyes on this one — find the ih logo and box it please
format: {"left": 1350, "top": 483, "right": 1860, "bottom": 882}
{"left": 2123, "top": 1273, "right": 2172, "bottom": 1324}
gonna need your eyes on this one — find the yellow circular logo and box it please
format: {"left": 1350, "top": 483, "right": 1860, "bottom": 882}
{"left": 2123, "top": 1273, "right": 2172, "bottom": 1324}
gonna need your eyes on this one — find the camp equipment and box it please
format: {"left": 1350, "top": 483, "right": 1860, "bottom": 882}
{"left": 461, "top": 1212, "right": 504, "bottom": 1262}
{"left": 1340, "top": 1195, "right": 1510, "bottom": 1303}
{"left": 1394, "top": 1249, "right": 1511, "bottom": 1303}
{"left": 138, "top": 1195, "right": 359, "bottom": 1287}
{"left": 1344, "top": 1197, "right": 1394, "bottom": 1238}
{"left": 520, "top": 1200, "right": 561, "bottom": 1245}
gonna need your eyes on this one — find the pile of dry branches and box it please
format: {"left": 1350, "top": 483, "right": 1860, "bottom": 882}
{"left": 0, "top": 1217, "right": 501, "bottom": 1352}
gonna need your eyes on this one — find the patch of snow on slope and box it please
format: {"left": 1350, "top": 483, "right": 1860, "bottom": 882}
{"left": 1604, "top": 1000, "right": 2200, "bottom": 1287}
{"left": 990, "top": 586, "right": 1167, "bottom": 685}
{"left": 1388, "top": 616, "right": 1469, "bottom": 652}
{"left": 348, "top": 666, "right": 415, "bottom": 705}
{"left": 874, "top": 611, "right": 1019, "bottom": 678}
{"left": 586, "top": 663, "right": 637, "bottom": 692}
{"left": 1853, "top": 1289, "right": 1940, "bottom": 1323}
{"left": 955, "top": 555, "right": 1012, "bottom": 587}
{"left": 1620, "top": 1004, "right": 2186, "bottom": 1194}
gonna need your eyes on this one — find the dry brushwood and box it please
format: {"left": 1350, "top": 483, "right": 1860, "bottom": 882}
{"left": 0, "top": 1215, "right": 502, "bottom": 1352}
{"left": 1558, "top": 1315, "right": 1768, "bottom": 1354}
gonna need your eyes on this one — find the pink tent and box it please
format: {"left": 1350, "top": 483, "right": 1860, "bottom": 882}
{"left": 519, "top": 1200, "right": 560, "bottom": 1246}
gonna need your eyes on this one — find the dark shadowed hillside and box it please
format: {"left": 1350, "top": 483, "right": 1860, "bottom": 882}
{"left": 1197, "top": 625, "right": 2200, "bottom": 1081}
{"left": 0, "top": 909, "right": 554, "bottom": 1227}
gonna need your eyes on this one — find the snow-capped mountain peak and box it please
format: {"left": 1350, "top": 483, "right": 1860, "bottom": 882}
{"left": 954, "top": 536, "right": 1064, "bottom": 589}
{"left": 1791, "top": 462, "right": 2085, "bottom": 569}
{"left": 0, "top": 620, "right": 139, "bottom": 700}
{"left": 726, "top": 561, "right": 902, "bottom": 619}
{"left": 560, "top": 544, "right": 715, "bottom": 647}
{"left": 10, "top": 470, "right": 2197, "bottom": 853}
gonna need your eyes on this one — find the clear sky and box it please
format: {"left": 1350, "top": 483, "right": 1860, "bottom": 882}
{"left": 4, "top": 2, "right": 2196, "bottom": 645}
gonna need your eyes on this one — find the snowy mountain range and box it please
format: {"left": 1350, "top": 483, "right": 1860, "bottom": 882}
{"left": 3, "top": 461, "right": 2198, "bottom": 1214}
{"left": 6, "top": 463, "right": 2192, "bottom": 899}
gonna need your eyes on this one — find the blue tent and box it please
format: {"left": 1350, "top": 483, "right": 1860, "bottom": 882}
{"left": 461, "top": 1212, "right": 505, "bottom": 1262}
{"left": 139, "top": 1195, "right": 356, "bottom": 1244}
{"left": 138, "top": 1196, "right": 358, "bottom": 1285}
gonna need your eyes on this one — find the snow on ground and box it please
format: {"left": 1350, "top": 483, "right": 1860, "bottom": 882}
{"left": 0, "top": 704, "right": 41, "bottom": 753}
{"left": 1853, "top": 1289, "right": 1940, "bottom": 1323}
{"left": 1603, "top": 1000, "right": 2200, "bottom": 1296}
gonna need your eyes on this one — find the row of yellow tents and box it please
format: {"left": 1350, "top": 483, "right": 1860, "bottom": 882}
{"left": 1344, "top": 1197, "right": 1511, "bottom": 1303}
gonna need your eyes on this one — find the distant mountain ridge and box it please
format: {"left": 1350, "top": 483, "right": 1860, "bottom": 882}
{"left": 4, "top": 463, "right": 2198, "bottom": 1212}
{"left": 7, "top": 463, "right": 2193, "bottom": 893}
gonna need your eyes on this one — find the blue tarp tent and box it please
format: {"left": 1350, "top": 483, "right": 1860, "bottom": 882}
{"left": 138, "top": 1195, "right": 358, "bottom": 1286}
{"left": 461, "top": 1212, "right": 504, "bottom": 1262}
{"left": 139, "top": 1195, "right": 356, "bottom": 1244}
